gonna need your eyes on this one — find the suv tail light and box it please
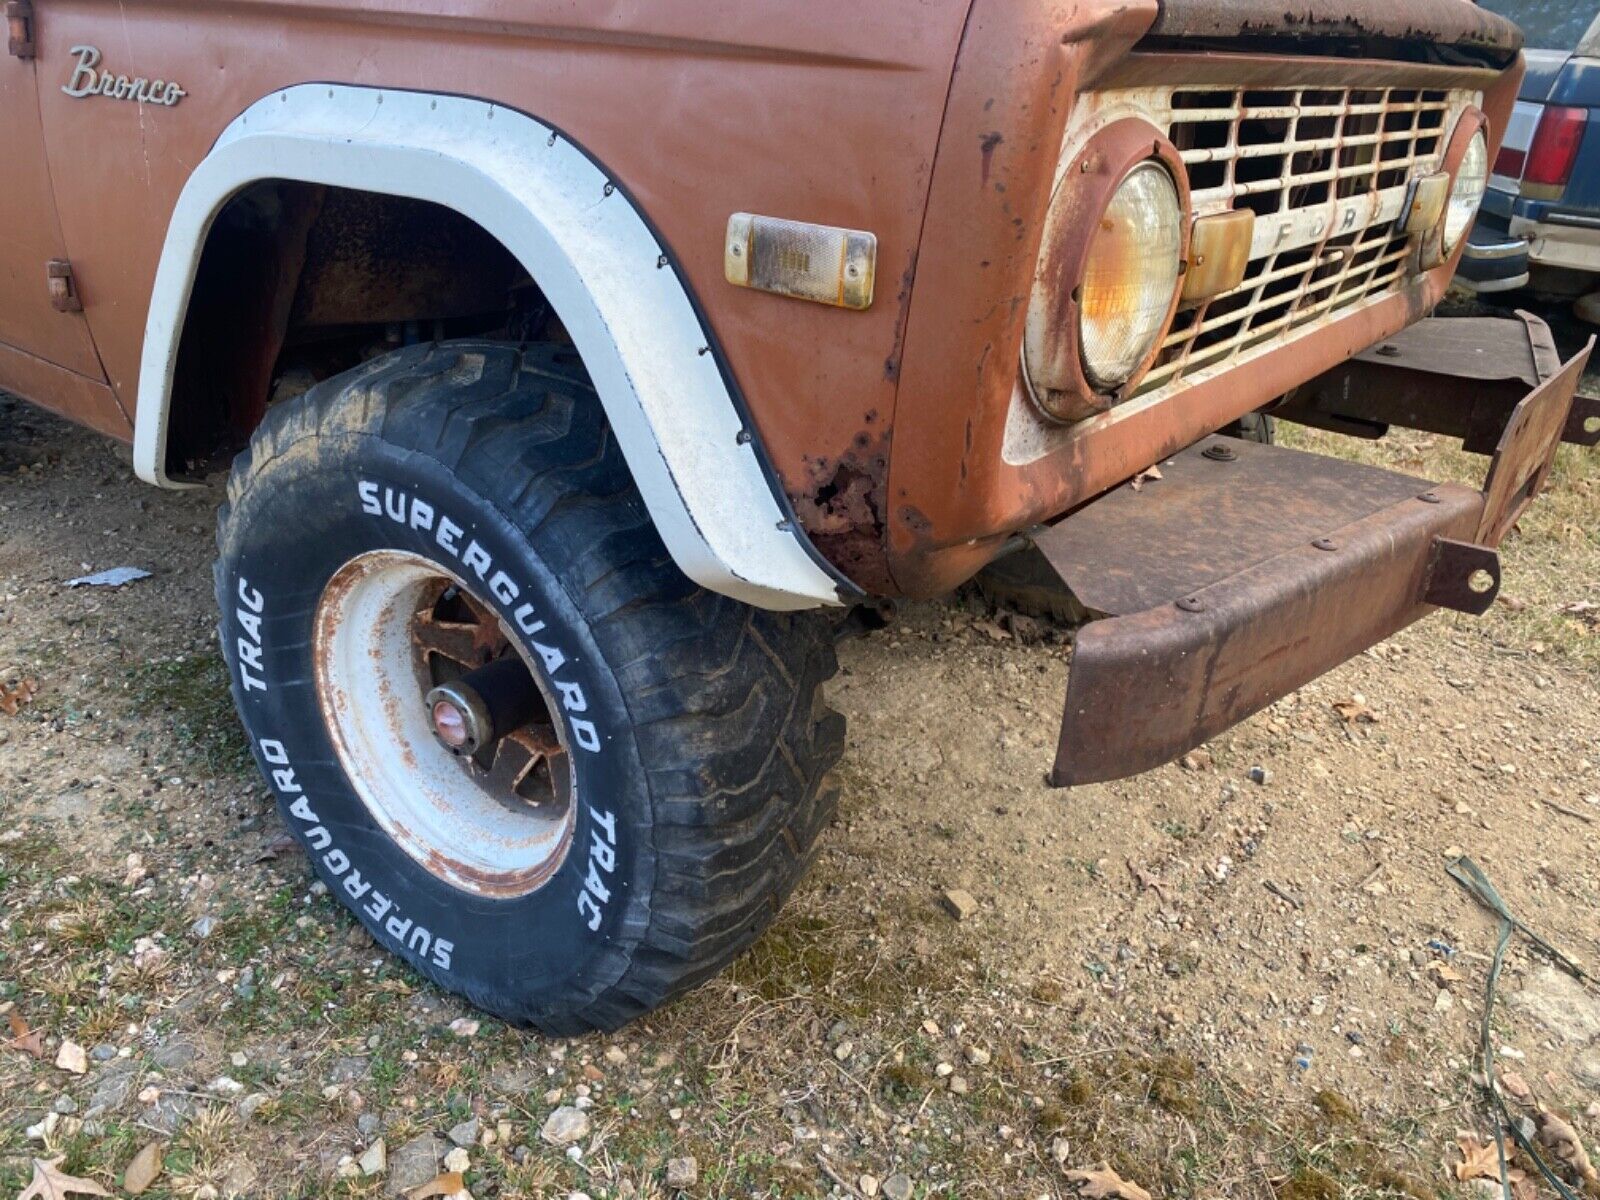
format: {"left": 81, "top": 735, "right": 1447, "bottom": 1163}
{"left": 1524, "top": 105, "right": 1587, "bottom": 197}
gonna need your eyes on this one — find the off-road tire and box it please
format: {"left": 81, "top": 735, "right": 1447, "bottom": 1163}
{"left": 973, "top": 545, "right": 1089, "bottom": 625}
{"left": 214, "top": 340, "right": 843, "bottom": 1034}
{"left": 1223, "top": 411, "right": 1276, "bottom": 444}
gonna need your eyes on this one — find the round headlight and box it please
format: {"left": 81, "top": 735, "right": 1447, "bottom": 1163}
{"left": 1443, "top": 128, "right": 1488, "bottom": 254}
{"left": 1079, "top": 162, "right": 1184, "bottom": 390}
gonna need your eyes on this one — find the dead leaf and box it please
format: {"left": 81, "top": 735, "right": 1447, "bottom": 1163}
{"left": 1561, "top": 600, "right": 1599, "bottom": 628}
{"left": 1065, "top": 1163, "right": 1153, "bottom": 1200}
{"left": 1425, "top": 960, "right": 1464, "bottom": 984}
{"left": 1536, "top": 1110, "right": 1598, "bottom": 1182}
{"left": 122, "top": 1141, "right": 165, "bottom": 1196}
{"left": 0, "top": 678, "right": 38, "bottom": 716}
{"left": 405, "top": 1173, "right": 465, "bottom": 1200}
{"left": 1497, "top": 594, "right": 1528, "bottom": 612}
{"left": 17, "top": 1157, "right": 112, "bottom": 1200}
{"left": 1126, "top": 859, "right": 1168, "bottom": 904}
{"left": 1498, "top": 1071, "right": 1535, "bottom": 1105}
{"left": 1332, "top": 697, "right": 1377, "bottom": 724}
{"left": 972, "top": 619, "right": 1011, "bottom": 642}
{"left": 251, "top": 833, "right": 302, "bottom": 864}
{"left": 1129, "top": 464, "right": 1163, "bottom": 492}
{"left": 1455, "top": 1133, "right": 1506, "bottom": 1184}
{"left": 6, "top": 1011, "right": 45, "bottom": 1059}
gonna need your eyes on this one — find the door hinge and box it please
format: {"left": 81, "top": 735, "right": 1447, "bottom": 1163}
{"left": 47, "top": 260, "right": 83, "bottom": 313}
{"left": 6, "top": 1, "right": 35, "bottom": 59}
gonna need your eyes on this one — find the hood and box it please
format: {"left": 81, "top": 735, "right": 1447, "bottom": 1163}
{"left": 1139, "top": 0, "right": 1523, "bottom": 68}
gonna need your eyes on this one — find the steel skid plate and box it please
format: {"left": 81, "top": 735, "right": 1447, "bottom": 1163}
{"left": 1037, "top": 327, "right": 1591, "bottom": 787}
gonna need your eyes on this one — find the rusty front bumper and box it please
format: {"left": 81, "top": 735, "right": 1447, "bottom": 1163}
{"left": 1036, "top": 316, "right": 1594, "bottom": 787}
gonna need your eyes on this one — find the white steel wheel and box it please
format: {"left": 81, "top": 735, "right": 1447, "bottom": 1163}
{"left": 313, "top": 549, "right": 575, "bottom": 899}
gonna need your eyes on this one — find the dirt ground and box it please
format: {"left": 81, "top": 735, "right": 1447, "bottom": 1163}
{"left": 2, "top": 306, "right": 1599, "bottom": 1200}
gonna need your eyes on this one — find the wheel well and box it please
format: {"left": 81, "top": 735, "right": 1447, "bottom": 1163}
{"left": 165, "top": 181, "right": 552, "bottom": 473}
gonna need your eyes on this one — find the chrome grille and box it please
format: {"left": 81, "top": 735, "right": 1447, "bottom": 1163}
{"left": 1061, "top": 85, "right": 1477, "bottom": 401}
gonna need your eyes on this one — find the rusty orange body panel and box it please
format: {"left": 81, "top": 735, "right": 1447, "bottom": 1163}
{"left": 0, "top": 0, "right": 1527, "bottom": 599}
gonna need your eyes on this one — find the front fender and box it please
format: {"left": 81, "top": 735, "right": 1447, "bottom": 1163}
{"left": 134, "top": 84, "right": 847, "bottom": 610}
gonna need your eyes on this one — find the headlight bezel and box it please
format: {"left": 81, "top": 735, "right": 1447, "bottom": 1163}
{"left": 1023, "top": 119, "right": 1190, "bottom": 424}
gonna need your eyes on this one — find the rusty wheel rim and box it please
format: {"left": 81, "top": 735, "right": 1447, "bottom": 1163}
{"left": 313, "top": 550, "right": 575, "bottom": 898}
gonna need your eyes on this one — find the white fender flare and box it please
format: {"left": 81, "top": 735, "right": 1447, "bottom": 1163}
{"left": 135, "top": 84, "right": 845, "bottom": 610}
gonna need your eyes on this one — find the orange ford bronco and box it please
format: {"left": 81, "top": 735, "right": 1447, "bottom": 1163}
{"left": 2, "top": 0, "right": 1595, "bottom": 1030}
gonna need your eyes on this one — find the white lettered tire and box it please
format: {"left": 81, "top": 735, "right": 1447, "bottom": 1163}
{"left": 215, "top": 341, "right": 843, "bottom": 1033}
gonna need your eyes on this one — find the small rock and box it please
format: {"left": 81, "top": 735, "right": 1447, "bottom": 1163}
{"left": 357, "top": 1113, "right": 381, "bottom": 1138}
{"left": 123, "top": 1140, "right": 165, "bottom": 1195}
{"left": 358, "top": 1139, "right": 387, "bottom": 1176}
{"left": 208, "top": 1075, "right": 245, "bottom": 1096}
{"left": 448, "top": 1018, "right": 480, "bottom": 1038}
{"left": 90, "top": 1043, "right": 118, "bottom": 1062}
{"left": 448, "top": 1117, "right": 480, "bottom": 1148}
{"left": 328, "top": 1056, "right": 370, "bottom": 1084}
{"left": 443, "top": 1146, "right": 470, "bottom": 1173}
{"left": 1509, "top": 966, "right": 1600, "bottom": 1043}
{"left": 542, "top": 1106, "right": 591, "bottom": 1146}
{"left": 665, "top": 1156, "right": 698, "bottom": 1187}
{"left": 190, "top": 914, "right": 218, "bottom": 939}
{"left": 222, "top": 1160, "right": 257, "bottom": 1196}
{"left": 949, "top": 1075, "right": 969, "bottom": 1095}
{"left": 603, "top": 1046, "right": 627, "bottom": 1066}
{"left": 386, "top": 1133, "right": 440, "bottom": 1196}
{"left": 859, "top": 1174, "right": 880, "bottom": 1198}
{"left": 55, "top": 1040, "right": 89, "bottom": 1075}
{"left": 833, "top": 1040, "right": 854, "bottom": 1062}
{"left": 1435, "top": 989, "right": 1455, "bottom": 1014}
{"left": 935, "top": 1061, "right": 954, "bottom": 1077}
{"left": 1572, "top": 1052, "right": 1600, "bottom": 1092}
{"left": 237, "top": 1093, "right": 270, "bottom": 1121}
{"left": 940, "top": 888, "right": 978, "bottom": 921}
{"left": 1180, "top": 750, "right": 1212, "bottom": 772}
{"left": 1248, "top": 765, "right": 1272, "bottom": 785}
{"left": 151, "top": 1039, "right": 197, "bottom": 1071}
{"left": 964, "top": 1045, "right": 991, "bottom": 1066}
{"left": 53, "top": 1094, "right": 78, "bottom": 1115}
{"left": 883, "top": 1173, "right": 914, "bottom": 1200}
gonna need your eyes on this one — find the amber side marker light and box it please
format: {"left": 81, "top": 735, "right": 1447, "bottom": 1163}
{"left": 1400, "top": 172, "right": 1451, "bottom": 236}
{"left": 725, "top": 213, "right": 876, "bottom": 311}
{"left": 1182, "top": 209, "right": 1254, "bottom": 302}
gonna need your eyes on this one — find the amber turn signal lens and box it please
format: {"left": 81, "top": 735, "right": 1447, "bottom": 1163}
{"left": 725, "top": 213, "right": 876, "bottom": 310}
{"left": 1182, "top": 209, "right": 1254, "bottom": 303}
{"left": 1400, "top": 172, "right": 1450, "bottom": 236}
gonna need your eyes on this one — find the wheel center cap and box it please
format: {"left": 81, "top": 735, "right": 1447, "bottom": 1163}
{"left": 431, "top": 698, "right": 471, "bottom": 749}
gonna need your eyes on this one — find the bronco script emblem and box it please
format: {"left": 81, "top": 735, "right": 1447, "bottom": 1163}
{"left": 62, "top": 46, "right": 186, "bottom": 106}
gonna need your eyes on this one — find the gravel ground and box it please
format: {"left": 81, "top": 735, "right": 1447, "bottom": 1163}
{"left": 1, "top": 308, "right": 1598, "bottom": 1199}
